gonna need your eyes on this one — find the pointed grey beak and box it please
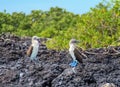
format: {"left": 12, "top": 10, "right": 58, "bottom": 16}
{"left": 75, "top": 40, "right": 80, "bottom": 43}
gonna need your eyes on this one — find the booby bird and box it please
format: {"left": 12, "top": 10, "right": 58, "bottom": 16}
{"left": 26, "top": 36, "right": 40, "bottom": 62}
{"left": 69, "top": 39, "right": 83, "bottom": 67}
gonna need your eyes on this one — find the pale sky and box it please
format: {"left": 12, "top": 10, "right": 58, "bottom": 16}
{"left": 0, "top": 0, "right": 103, "bottom": 14}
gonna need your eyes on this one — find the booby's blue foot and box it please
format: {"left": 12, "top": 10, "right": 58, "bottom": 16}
{"left": 69, "top": 60, "right": 78, "bottom": 67}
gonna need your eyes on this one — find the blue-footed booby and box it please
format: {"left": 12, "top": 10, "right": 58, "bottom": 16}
{"left": 26, "top": 36, "right": 40, "bottom": 62}
{"left": 69, "top": 39, "right": 83, "bottom": 67}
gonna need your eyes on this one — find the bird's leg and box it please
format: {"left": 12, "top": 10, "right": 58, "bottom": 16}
{"left": 74, "top": 59, "right": 78, "bottom": 62}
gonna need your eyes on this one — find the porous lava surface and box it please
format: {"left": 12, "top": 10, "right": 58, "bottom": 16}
{"left": 0, "top": 33, "right": 120, "bottom": 87}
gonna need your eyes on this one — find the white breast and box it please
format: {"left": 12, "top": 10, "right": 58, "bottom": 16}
{"left": 69, "top": 44, "right": 76, "bottom": 61}
{"left": 30, "top": 41, "right": 39, "bottom": 59}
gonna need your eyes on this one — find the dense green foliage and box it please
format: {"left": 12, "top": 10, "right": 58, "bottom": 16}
{"left": 0, "top": 0, "right": 120, "bottom": 50}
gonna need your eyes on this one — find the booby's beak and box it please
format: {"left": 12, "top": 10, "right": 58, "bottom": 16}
{"left": 75, "top": 40, "right": 80, "bottom": 43}
{"left": 69, "top": 39, "right": 80, "bottom": 45}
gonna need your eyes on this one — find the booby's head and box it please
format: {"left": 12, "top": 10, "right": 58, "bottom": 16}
{"left": 69, "top": 39, "right": 80, "bottom": 46}
{"left": 32, "top": 36, "right": 40, "bottom": 44}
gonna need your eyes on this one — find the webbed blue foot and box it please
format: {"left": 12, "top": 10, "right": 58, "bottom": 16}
{"left": 69, "top": 60, "right": 78, "bottom": 67}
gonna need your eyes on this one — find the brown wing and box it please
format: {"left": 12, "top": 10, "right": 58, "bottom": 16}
{"left": 76, "top": 46, "right": 88, "bottom": 59}
{"left": 74, "top": 47, "right": 83, "bottom": 63}
{"left": 26, "top": 45, "right": 33, "bottom": 57}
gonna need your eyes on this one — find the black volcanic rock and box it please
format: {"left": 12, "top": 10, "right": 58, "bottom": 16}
{"left": 0, "top": 33, "right": 119, "bottom": 87}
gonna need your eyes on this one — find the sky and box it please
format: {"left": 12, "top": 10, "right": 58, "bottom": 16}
{"left": 0, "top": 0, "right": 103, "bottom": 14}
